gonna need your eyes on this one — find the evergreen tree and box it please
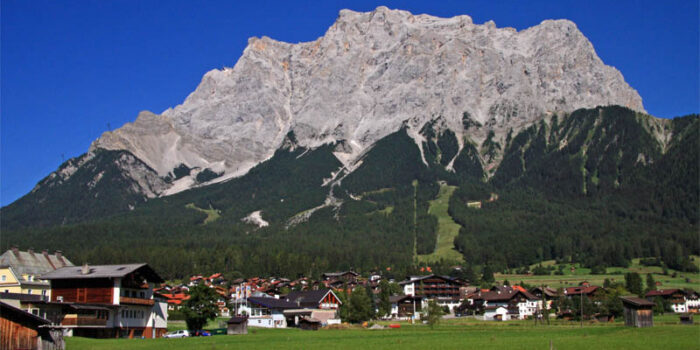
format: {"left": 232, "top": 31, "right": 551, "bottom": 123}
{"left": 645, "top": 273, "right": 656, "bottom": 293}
{"left": 377, "top": 280, "right": 392, "bottom": 318}
{"left": 625, "top": 272, "right": 643, "bottom": 296}
{"left": 182, "top": 284, "right": 220, "bottom": 331}
{"left": 425, "top": 300, "right": 445, "bottom": 329}
{"left": 347, "top": 287, "right": 374, "bottom": 323}
{"left": 481, "top": 265, "right": 495, "bottom": 284}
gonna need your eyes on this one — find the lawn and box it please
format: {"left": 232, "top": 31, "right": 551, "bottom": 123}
{"left": 416, "top": 184, "right": 463, "bottom": 264}
{"left": 67, "top": 319, "right": 699, "bottom": 350}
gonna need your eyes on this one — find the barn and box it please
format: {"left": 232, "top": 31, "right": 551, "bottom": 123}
{"left": 0, "top": 301, "right": 63, "bottom": 350}
{"left": 621, "top": 296, "right": 654, "bottom": 328}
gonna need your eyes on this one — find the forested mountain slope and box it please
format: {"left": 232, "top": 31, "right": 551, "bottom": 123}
{"left": 2, "top": 107, "right": 697, "bottom": 279}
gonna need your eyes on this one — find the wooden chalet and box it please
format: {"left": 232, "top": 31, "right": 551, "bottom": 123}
{"left": 563, "top": 285, "right": 603, "bottom": 300}
{"left": 621, "top": 296, "right": 654, "bottom": 328}
{"left": 321, "top": 271, "right": 358, "bottom": 283}
{"left": 471, "top": 286, "right": 541, "bottom": 320}
{"left": 35, "top": 263, "right": 168, "bottom": 338}
{"left": 645, "top": 289, "right": 690, "bottom": 313}
{"left": 388, "top": 295, "right": 424, "bottom": 319}
{"left": 399, "top": 274, "right": 465, "bottom": 311}
{"left": 1, "top": 301, "right": 64, "bottom": 350}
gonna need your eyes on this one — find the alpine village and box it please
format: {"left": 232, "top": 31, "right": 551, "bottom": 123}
{"left": 2, "top": 4, "right": 699, "bottom": 350}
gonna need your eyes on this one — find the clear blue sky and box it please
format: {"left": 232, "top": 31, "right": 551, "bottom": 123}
{"left": 1, "top": 0, "right": 698, "bottom": 206}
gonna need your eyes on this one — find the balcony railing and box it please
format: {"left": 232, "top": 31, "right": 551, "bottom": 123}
{"left": 61, "top": 316, "right": 107, "bottom": 326}
{"left": 120, "top": 296, "right": 155, "bottom": 306}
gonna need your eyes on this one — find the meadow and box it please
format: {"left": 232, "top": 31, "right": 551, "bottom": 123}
{"left": 496, "top": 257, "right": 700, "bottom": 290}
{"left": 67, "top": 316, "right": 699, "bottom": 350}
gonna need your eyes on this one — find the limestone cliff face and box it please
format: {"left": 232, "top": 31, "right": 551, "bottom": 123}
{"left": 91, "top": 7, "right": 644, "bottom": 195}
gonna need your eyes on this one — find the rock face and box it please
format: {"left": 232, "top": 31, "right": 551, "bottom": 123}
{"left": 91, "top": 7, "right": 644, "bottom": 195}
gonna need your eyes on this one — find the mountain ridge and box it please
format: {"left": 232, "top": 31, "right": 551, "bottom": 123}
{"left": 89, "top": 7, "right": 644, "bottom": 198}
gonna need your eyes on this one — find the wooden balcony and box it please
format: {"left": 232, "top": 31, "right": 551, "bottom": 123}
{"left": 120, "top": 296, "right": 155, "bottom": 306}
{"left": 61, "top": 315, "right": 107, "bottom": 326}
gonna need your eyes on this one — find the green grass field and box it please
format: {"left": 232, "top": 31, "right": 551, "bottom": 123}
{"left": 67, "top": 317, "right": 699, "bottom": 350}
{"left": 416, "top": 184, "right": 463, "bottom": 264}
{"left": 185, "top": 203, "right": 221, "bottom": 224}
{"left": 497, "top": 257, "right": 700, "bottom": 290}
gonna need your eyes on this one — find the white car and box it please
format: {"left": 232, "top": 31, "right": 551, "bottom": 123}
{"left": 163, "top": 330, "right": 190, "bottom": 338}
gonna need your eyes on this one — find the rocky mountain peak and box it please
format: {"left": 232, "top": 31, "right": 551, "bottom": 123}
{"left": 91, "top": 7, "right": 645, "bottom": 196}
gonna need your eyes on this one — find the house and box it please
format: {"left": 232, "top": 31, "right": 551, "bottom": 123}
{"left": 684, "top": 290, "right": 700, "bottom": 313}
{"left": 37, "top": 263, "right": 168, "bottom": 338}
{"left": 388, "top": 295, "right": 424, "bottom": 319}
{"left": 530, "top": 286, "right": 558, "bottom": 310}
{"left": 0, "top": 248, "right": 74, "bottom": 299}
{"left": 470, "top": 286, "right": 542, "bottom": 320}
{"left": 645, "top": 289, "right": 691, "bottom": 313}
{"left": 399, "top": 274, "right": 465, "bottom": 312}
{"left": 285, "top": 289, "right": 341, "bottom": 309}
{"left": 236, "top": 296, "right": 298, "bottom": 328}
{"left": 322, "top": 271, "right": 359, "bottom": 283}
{"left": 563, "top": 285, "right": 602, "bottom": 300}
{"left": 156, "top": 292, "right": 189, "bottom": 311}
{"left": 0, "top": 301, "right": 64, "bottom": 350}
{"left": 226, "top": 316, "right": 248, "bottom": 335}
{"left": 621, "top": 296, "right": 654, "bottom": 328}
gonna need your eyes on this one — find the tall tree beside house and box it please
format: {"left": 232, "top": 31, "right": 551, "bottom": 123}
{"left": 645, "top": 273, "right": 656, "bottom": 293}
{"left": 653, "top": 296, "right": 671, "bottom": 315}
{"left": 425, "top": 300, "right": 445, "bottom": 329}
{"left": 182, "top": 284, "right": 220, "bottom": 331}
{"left": 481, "top": 265, "right": 494, "bottom": 287}
{"left": 625, "top": 272, "right": 643, "bottom": 296}
{"left": 346, "top": 287, "right": 374, "bottom": 323}
{"left": 377, "top": 280, "right": 392, "bottom": 318}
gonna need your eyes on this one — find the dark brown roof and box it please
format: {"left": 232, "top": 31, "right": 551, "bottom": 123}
{"left": 0, "top": 301, "right": 50, "bottom": 326}
{"left": 564, "top": 285, "right": 600, "bottom": 295}
{"left": 40, "top": 263, "right": 164, "bottom": 283}
{"left": 620, "top": 296, "right": 655, "bottom": 307}
{"left": 474, "top": 288, "right": 539, "bottom": 302}
{"left": 645, "top": 289, "right": 682, "bottom": 297}
{"left": 398, "top": 274, "right": 463, "bottom": 286}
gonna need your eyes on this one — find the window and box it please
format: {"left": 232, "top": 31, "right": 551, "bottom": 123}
{"left": 1, "top": 275, "right": 5, "bottom": 281}
{"left": 28, "top": 289, "right": 32, "bottom": 294}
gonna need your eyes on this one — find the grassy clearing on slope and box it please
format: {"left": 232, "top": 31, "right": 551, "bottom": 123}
{"left": 185, "top": 203, "right": 221, "bottom": 224}
{"left": 416, "top": 184, "right": 463, "bottom": 264}
{"left": 499, "top": 257, "right": 700, "bottom": 289}
{"left": 67, "top": 321, "right": 699, "bottom": 350}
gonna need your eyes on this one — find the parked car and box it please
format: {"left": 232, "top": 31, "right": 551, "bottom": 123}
{"left": 193, "top": 330, "right": 211, "bottom": 336}
{"left": 163, "top": 330, "right": 190, "bottom": 338}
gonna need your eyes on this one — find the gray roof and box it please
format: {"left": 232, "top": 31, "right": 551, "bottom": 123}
{"left": 285, "top": 289, "right": 341, "bottom": 308}
{"left": 40, "top": 263, "right": 163, "bottom": 283}
{"left": 0, "top": 249, "right": 73, "bottom": 278}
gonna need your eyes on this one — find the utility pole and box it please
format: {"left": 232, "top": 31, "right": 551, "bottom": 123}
{"left": 580, "top": 289, "right": 583, "bottom": 328}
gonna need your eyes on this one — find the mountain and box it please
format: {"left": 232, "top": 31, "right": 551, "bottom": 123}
{"left": 85, "top": 8, "right": 642, "bottom": 194}
{"left": 2, "top": 8, "right": 697, "bottom": 279}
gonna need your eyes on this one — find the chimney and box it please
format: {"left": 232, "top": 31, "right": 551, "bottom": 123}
{"left": 11, "top": 246, "right": 20, "bottom": 258}
{"left": 55, "top": 251, "right": 65, "bottom": 266}
{"left": 81, "top": 263, "right": 90, "bottom": 275}
{"left": 43, "top": 250, "right": 56, "bottom": 270}
{"left": 28, "top": 248, "right": 35, "bottom": 257}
